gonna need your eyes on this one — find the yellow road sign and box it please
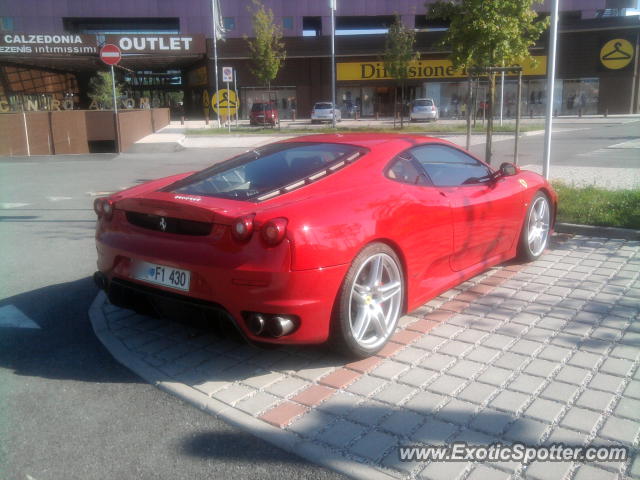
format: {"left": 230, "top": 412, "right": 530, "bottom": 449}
{"left": 600, "top": 39, "right": 634, "bottom": 70}
{"left": 212, "top": 89, "right": 238, "bottom": 115}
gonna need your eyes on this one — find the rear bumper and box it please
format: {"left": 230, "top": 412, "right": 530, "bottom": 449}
{"left": 411, "top": 111, "right": 438, "bottom": 120}
{"left": 250, "top": 116, "right": 277, "bottom": 125}
{"left": 96, "top": 238, "right": 349, "bottom": 344}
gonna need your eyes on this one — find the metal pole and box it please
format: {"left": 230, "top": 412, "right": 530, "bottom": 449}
{"left": 485, "top": 73, "right": 494, "bottom": 164}
{"left": 227, "top": 81, "right": 231, "bottom": 133}
{"left": 514, "top": 70, "right": 522, "bottom": 164}
{"left": 111, "top": 65, "right": 118, "bottom": 115}
{"left": 542, "top": 0, "right": 559, "bottom": 180}
{"left": 212, "top": 0, "right": 221, "bottom": 128}
{"left": 473, "top": 80, "right": 478, "bottom": 127}
{"left": 499, "top": 70, "right": 505, "bottom": 126}
{"left": 466, "top": 74, "right": 472, "bottom": 150}
{"left": 22, "top": 109, "right": 30, "bottom": 157}
{"left": 629, "top": 30, "right": 639, "bottom": 113}
{"left": 233, "top": 68, "right": 238, "bottom": 127}
{"left": 111, "top": 64, "right": 120, "bottom": 152}
{"left": 330, "top": 0, "right": 336, "bottom": 128}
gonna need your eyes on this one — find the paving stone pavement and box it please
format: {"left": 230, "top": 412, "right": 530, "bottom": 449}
{"left": 90, "top": 234, "right": 640, "bottom": 480}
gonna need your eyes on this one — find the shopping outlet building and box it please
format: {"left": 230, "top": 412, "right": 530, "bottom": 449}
{"left": 0, "top": 0, "right": 638, "bottom": 124}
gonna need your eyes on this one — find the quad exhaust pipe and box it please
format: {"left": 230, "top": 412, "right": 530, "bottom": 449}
{"left": 246, "top": 312, "right": 297, "bottom": 338}
{"left": 247, "top": 313, "right": 266, "bottom": 336}
{"left": 267, "top": 316, "right": 296, "bottom": 338}
{"left": 93, "top": 271, "right": 108, "bottom": 290}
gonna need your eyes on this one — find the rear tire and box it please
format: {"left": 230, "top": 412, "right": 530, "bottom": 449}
{"left": 518, "top": 191, "right": 551, "bottom": 262}
{"left": 332, "top": 243, "right": 404, "bottom": 358}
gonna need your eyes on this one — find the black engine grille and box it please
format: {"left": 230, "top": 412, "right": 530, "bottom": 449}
{"left": 125, "top": 211, "right": 212, "bottom": 236}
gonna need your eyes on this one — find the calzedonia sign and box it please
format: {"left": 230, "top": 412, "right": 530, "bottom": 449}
{"left": 337, "top": 56, "right": 547, "bottom": 81}
{"left": 0, "top": 34, "right": 97, "bottom": 55}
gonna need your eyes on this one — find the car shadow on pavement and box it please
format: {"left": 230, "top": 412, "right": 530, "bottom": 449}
{"left": 180, "top": 433, "right": 349, "bottom": 478}
{"left": 0, "top": 277, "right": 140, "bottom": 384}
{"left": 178, "top": 407, "right": 516, "bottom": 465}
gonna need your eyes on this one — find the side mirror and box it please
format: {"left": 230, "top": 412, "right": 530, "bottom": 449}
{"left": 499, "top": 162, "right": 518, "bottom": 177}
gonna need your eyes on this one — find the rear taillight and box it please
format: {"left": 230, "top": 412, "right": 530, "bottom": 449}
{"left": 94, "top": 197, "right": 114, "bottom": 220}
{"left": 232, "top": 214, "right": 255, "bottom": 242}
{"left": 103, "top": 199, "right": 114, "bottom": 220}
{"left": 261, "top": 218, "right": 288, "bottom": 246}
{"left": 93, "top": 198, "right": 103, "bottom": 216}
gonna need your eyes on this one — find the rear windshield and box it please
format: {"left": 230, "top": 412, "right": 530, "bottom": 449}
{"left": 165, "top": 142, "right": 367, "bottom": 201}
{"left": 251, "top": 103, "right": 269, "bottom": 112}
{"left": 314, "top": 103, "right": 333, "bottom": 109}
{"left": 414, "top": 99, "right": 434, "bottom": 106}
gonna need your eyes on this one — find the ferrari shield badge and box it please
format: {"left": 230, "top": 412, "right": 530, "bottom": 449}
{"left": 519, "top": 179, "right": 528, "bottom": 188}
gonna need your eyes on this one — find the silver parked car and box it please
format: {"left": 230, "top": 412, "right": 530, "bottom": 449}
{"left": 311, "top": 102, "right": 342, "bottom": 124}
{"left": 410, "top": 98, "right": 439, "bottom": 122}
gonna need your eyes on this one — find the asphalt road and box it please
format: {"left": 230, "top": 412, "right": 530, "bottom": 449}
{"left": 0, "top": 119, "right": 638, "bottom": 480}
{"left": 468, "top": 118, "right": 640, "bottom": 168}
{"left": 0, "top": 147, "right": 345, "bottom": 480}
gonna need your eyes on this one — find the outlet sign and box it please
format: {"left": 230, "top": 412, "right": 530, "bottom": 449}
{"left": 105, "top": 35, "right": 205, "bottom": 55}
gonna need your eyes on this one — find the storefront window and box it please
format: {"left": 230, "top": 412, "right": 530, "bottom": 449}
{"left": 424, "top": 82, "right": 469, "bottom": 119}
{"left": 1, "top": 17, "right": 14, "bottom": 31}
{"left": 240, "top": 87, "right": 296, "bottom": 120}
{"left": 360, "top": 87, "right": 374, "bottom": 117}
{"left": 337, "top": 86, "right": 361, "bottom": 118}
{"left": 333, "top": 77, "right": 601, "bottom": 119}
{"left": 521, "top": 79, "right": 546, "bottom": 117}
{"left": 561, "top": 78, "right": 599, "bottom": 115}
{"left": 223, "top": 17, "right": 235, "bottom": 31}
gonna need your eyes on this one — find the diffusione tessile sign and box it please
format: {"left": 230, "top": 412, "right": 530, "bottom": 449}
{"left": 336, "top": 56, "right": 547, "bottom": 81}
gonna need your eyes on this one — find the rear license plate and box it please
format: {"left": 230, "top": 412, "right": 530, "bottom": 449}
{"left": 132, "top": 261, "right": 191, "bottom": 292}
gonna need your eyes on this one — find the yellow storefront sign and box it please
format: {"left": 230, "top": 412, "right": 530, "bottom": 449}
{"left": 600, "top": 39, "right": 634, "bottom": 70}
{"left": 212, "top": 89, "right": 238, "bottom": 115}
{"left": 337, "top": 56, "right": 547, "bottom": 81}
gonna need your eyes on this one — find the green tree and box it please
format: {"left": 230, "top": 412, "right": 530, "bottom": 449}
{"left": 383, "top": 15, "right": 419, "bottom": 128}
{"left": 427, "top": 0, "right": 548, "bottom": 162}
{"left": 245, "top": 0, "right": 286, "bottom": 91}
{"left": 88, "top": 71, "right": 123, "bottom": 109}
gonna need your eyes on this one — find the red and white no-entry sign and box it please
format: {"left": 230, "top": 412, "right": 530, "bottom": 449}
{"left": 100, "top": 44, "right": 121, "bottom": 66}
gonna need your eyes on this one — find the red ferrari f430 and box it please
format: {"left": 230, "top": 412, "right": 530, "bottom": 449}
{"left": 94, "top": 134, "right": 556, "bottom": 357}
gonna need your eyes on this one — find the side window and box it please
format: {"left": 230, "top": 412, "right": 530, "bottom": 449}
{"left": 410, "top": 144, "right": 492, "bottom": 187}
{"left": 386, "top": 155, "right": 430, "bottom": 186}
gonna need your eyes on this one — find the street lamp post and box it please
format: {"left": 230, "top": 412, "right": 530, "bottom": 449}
{"left": 212, "top": 0, "right": 221, "bottom": 128}
{"left": 542, "top": 0, "right": 559, "bottom": 180}
{"left": 330, "top": 0, "right": 337, "bottom": 128}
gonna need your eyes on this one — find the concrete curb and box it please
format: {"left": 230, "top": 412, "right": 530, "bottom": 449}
{"left": 556, "top": 222, "right": 640, "bottom": 240}
{"left": 89, "top": 292, "right": 397, "bottom": 480}
{"left": 126, "top": 142, "right": 185, "bottom": 154}
{"left": 183, "top": 129, "right": 544, "bottom": 138}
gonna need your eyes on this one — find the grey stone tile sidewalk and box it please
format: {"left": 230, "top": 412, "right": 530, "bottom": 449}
{"left": 90, "top": 235, "right": 640, "bottom": 480}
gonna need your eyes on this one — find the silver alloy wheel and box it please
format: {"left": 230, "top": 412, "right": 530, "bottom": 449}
{"left": 348, "top": 253, "right": 403, "bottom": 349}
{"left": 527, "top": 196, "right": 550, "bottom": 257}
